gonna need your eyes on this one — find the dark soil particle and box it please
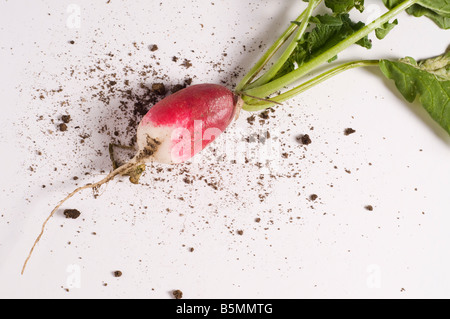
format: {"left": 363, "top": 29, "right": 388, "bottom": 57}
{"left": 61, "top": 115, "right": 71, "bottom": 123}
{"left": 309, "top": 194, "right": 318, "bottom": 201}
{"left": 152, "top": 83, "right": 166, "bottom": 95}
{"left": 181, "top": 59, "right": 192, "bottom": 69}
{"left": 171, "top": 84, "right": 185, "bottom": 93}
{"left": 58, "top": 123, "right": 68, "bottom": 132}
{"left": 237, "top": 230, "right": 244, "bottom": 235}
{"left": 173, "top": 289, "right": 183, "bottom": 299}
{"left": 113, "top": 270, "right": 123, "bottom": 277}
{"left": 297, "top": 134, "right": 311, "bottom": 145}
{"left": 365, "top": 205, "right": 373, "bottom": 211}
{"left": 255, "top": 218, "right": 261, "bottom": 223}
{"left": 344, "top": 128, "right": 356, "bottom": 136}
{"left": 149, "top": 44, "right": 158, "bottom": 51}
{"left": 258, "top": 110, "right": 270, "bottom": 120}
{"left": 247, "top": 115, "right": 256, "bottom": 125}
{"left": 63, "top": 209, "right": 81, "bottom": 219}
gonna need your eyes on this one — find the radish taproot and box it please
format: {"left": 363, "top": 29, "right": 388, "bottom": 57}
{"left": 23, "top": 0, "right": 449, "bottom": 274}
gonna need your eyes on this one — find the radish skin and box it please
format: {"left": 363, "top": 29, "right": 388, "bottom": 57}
{"left": 22, "top": 83, "right": 242, "bottom": 274}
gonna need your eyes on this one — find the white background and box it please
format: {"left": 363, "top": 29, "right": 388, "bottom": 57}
{"left": 0, "top": 0, "right": 449, "bottom": 299}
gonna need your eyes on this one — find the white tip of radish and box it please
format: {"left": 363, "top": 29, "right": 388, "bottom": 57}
{"left": 135, "top": 124, "right": 178, "bottom": 164}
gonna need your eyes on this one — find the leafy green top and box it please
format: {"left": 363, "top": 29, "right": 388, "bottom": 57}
{"left": 380, "top": 52, "right": 450, "bottom": 134}
{"left": 238, "top": 0, "right": 449, "bottom": 134}
{"left": 274, "top": 13, "right": 371, "bottom": 80}
{"left": 384, "top": 0, "right": 450, "bottom": 29}
{"left": 322, "top": 0, "right": 365, "bottom": 14}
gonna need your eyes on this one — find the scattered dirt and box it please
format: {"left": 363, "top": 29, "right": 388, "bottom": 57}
{"left": 365, "top": 205, "right": 373, "bottom": 211}
{"left": 113, "top": 270, "right": 123, "bottom": 277}
{"left": 297, "top": 134, "right": 311, "bottom": 145}
{"left": 258, "top": 109, "right": 270, "bottom": 120}
{"left": 181, "top": 59, "right": 192, "bottom": 69}
{"left": 61, "top": 115, "right": 72, "bottom": 123}
{"left": 344, "top": 128, "right": 356, "bottom": 136}
{"left": 152, "top": 83, "right": 166, "bottom": 95}
{"left": 63, "top": 209, "right": 81, "bottom": 219}
{"left": 58, "top": 123, "right": 68, "bottom": 132}
{"left": 173, "top": 289, "right": 183, "bottom": 299}
{"left": 171, "top": 84, "right": 185, "bottom": 93}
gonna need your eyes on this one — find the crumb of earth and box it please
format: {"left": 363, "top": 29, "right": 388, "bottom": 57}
{"left": 152, "top": 83, "right": 166, "bottom": 95}
{"left": 173, "top": 289, "right": 183, "bottom": 299}
{"left": 63, "top": 209, "right": 81, "bottom": 219}
{"left": 297, "top": 134, "right": 311, "bottom": 145}
{"left": 344, "top": 128, "right": 356, "bottom": 135}
{"left": 59, "top": 123, "right": 68, "bottom": 132}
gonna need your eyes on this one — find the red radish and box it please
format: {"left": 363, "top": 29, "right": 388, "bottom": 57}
{"left": 135, "top": 84, "right": 241, "bottom": 164}
{"left": 22, "top": 83, "right": 242, "bottom": 274}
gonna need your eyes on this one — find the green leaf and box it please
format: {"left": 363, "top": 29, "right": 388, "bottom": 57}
{"left": 382, "top": 0, "right": 404, "bottom": 10}
{"left": 417, "top": 0, "right": 450, "bottom": 16}
{"left": 275, "top": 14, "right": 372, "bottom": 79}
{"left": 406, "top": 3, "right": 450, "bottom": 29}
{"left": 384, "top": 0, "right": 450, "bottom": 29}
{"left": 309, "top": 14, "right": 344, "bottom": 26}
{"left": 379, "top": 51, "right": 450, "bottom": 134}
{"left": 375, "top": 19, "right": 398, "bottom": 39}
{"left": 324, "top": 0, "right": 365, "bottom": 14}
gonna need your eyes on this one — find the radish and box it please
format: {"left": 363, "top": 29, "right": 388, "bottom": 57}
{"left": 23, "top": 0, "right": 449, "bottom": 274}
{"left": 22, "top": 84, "right": 242, "bottom": 274}
{"left": 135, "top": 84, "right": 241, "bottom": 164}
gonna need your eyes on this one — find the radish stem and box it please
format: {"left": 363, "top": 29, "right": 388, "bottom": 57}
{"left": 245, "top": 0, "right": 320, "bottom": 90}
{"left": 243, "top": 60, "right": 380, "bottom": 111}
{"left": 236, "top": 92, "right": 283, "bottom": 106}
{"left": 235, "top": 0, "right": 323, "bottom": 91}
{"left": 241, "top": 0, "right": 420, "bottom": 101}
